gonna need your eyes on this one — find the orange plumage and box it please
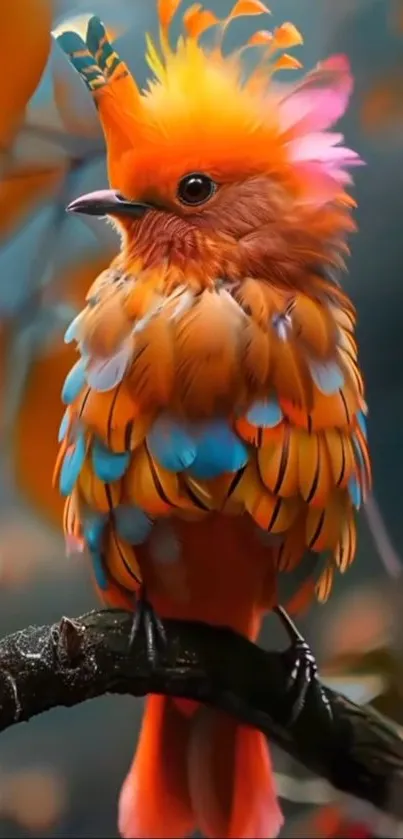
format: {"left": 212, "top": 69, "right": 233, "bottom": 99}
{"left": 19, "top": 1, "right": 373, "bottom": 836}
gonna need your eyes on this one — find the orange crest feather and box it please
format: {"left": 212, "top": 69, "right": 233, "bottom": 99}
{"left": 58, "top": 1, "right": 361, "bottom": 209}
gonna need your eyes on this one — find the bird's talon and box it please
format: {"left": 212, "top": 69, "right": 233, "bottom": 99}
{"left": 129, "top": 591, "right": 167, "bottom": 668}
{"left": 275, "top": 605, "right": 331, "bottom": 725}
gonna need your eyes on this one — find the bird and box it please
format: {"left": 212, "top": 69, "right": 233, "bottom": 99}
{"left": 46, "top": 1, "right": 372, "bottom": 836}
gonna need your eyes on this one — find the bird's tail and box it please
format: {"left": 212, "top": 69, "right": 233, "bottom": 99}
{"left": 118, "top": 694, "right": 283, "bottom": 839}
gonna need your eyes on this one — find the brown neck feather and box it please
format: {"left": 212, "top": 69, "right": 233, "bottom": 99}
{"left": 118, "top": 178, "right": 355, "bottom": 292}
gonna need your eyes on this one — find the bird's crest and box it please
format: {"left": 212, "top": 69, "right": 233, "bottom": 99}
{"left": 57, "top": 0, "right": 362, "bottom": 207}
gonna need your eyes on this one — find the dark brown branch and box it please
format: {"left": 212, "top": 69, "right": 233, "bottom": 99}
{"left": 0, "top": 609, "right": 402, "bottom": 818}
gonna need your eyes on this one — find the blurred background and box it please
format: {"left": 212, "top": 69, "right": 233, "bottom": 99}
{"left": 0, "top": 0, "right": 402, "bottom": 835}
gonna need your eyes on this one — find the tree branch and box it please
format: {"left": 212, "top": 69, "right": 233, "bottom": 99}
{"left": 0, "top": 609, "right": 402, "bottom": 818}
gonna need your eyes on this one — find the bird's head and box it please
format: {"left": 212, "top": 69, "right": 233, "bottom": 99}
{"left": 60, "top": 0, "right": 362, "bottom": 287}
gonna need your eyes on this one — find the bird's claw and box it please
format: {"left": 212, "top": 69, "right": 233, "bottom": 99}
{"left": 275, "top": 605, "right": 332, "bottom": 726}
{"left": 129, "top": 590, "right": 167, "bottom": 668}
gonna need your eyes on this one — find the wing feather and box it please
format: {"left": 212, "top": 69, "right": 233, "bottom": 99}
{"left": 231, "top": 283, "right": 370, "bottom": 608}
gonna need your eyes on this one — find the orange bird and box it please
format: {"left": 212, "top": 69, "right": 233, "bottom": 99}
{"left": 52, "top": 1, "right": 371, "bottom": 836}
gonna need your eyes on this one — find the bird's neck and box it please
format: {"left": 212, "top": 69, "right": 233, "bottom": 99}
{"left": 119, "top": 211, "right": 238, "bottom": 288}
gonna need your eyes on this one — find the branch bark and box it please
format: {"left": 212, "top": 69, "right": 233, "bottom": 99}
{"left": 0, "top": 609, "right": 402, "bottom": 819}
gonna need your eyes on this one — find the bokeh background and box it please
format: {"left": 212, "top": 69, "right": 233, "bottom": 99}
{"left": 0, "top": 0, "right": 402, "bottom": 836}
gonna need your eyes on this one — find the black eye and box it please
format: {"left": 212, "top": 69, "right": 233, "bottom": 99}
{"left": 177, "top": 172, "right": 216, "bottom": 206}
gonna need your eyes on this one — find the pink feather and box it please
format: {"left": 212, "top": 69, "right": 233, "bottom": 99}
{"left": 278, "top": 53, "right": 364, "bottom": 202}
{"left": 279, "top": 54, "right": 354, "bottom": 136}
{"left": 287, "top": 131, "right": 363, "bottom": 176}
{"left": 288, "top": 132, "right": 342, "bottom": 159}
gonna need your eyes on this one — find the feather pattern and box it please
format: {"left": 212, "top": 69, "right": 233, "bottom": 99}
{"left": 61, "top": 359, "right": 86, "bottom": 405}
{"left": 106, "top": 526, "right": 142, "bottom": 591}
{"left": 240, "top": 462, "right": 300, "bottom": 533}
{"left": 84, "top": 513, "right": 107, "bottom": 553}
{"left": 352, "top": 425, "right": 372, "bottom": 494}
{"left": 271, "top": 330, "right": 313, "bottom": 407}
{"left": 258, "top": 423, "right": 299, "bottom": 498}
{"left": 276, "top": 551, "right": 325, "bottom": 606}
{"left": 308, "top": 359, "right": 345, "bottom": 395}
{"left": 55, "top": 274, "right": 370, "bottom": 620}
{"left": 147, "top": 415, "right": 197, "bottom": 472}
{"left": 128, "top": 315, "right": 175, "bottom": 408}
{"left": 58, "top": 408, "right": 71, "bottom": 443}
{"left": 123, "top": 443, "right": 191, "bottom": 516}
{"left": 78, "top": 455, "right": 121, "bottom": 512}
{"left": 72, "top": 384, "right": 150, "bottom": 453}
{"left": 316, "top": 562, "right": 334, "bottom": 603}
{"left": 91, "top": 438, "right": 130, "bottom": 482}
{"left": 245, "top": 398, "right": 283, "bottom": 428}
{"left": 63, "top": 489, "right": 84, "bottom": 554}
{"left": 291, "top": 294, "right": 336, "bottom": 357}
{"left": 59, "top": 432, "right": 86, "bottom": 497}
{"left": 305, "top": 491, "right": 344, "bottom": 552}
{"left": 240, "top": 318, "right": 271, "bottom": 388}
{"left": 273, "top": 513, "right": 306, "bottom": 572}
{"left": 189, "top": 421, "right": 249, "bottom": 480}
{"left": 348, "top": 475, "right": 361, "bottom": 509}
{"left": 334, "top": 506, "right": 356, "bottom": 572}
{"left": 279, "top": 55, "right": 354, "bottom": 138}
{"left": 280, "top": 384, "right": 359, "bottom": 431}
{"left": 90, "top": 551, "right": 109, "bottom": 591}
{"left": 64, "top": 312, "right": 84, "bottom": 345}
{"left": 173, "top": 289, "right": 242, "bottom": 417}
{"left": 114, "top": 504, "right": 154, "bottom": 545}
{"left": 84, "top": 339, "right": 134, "bottom": 392}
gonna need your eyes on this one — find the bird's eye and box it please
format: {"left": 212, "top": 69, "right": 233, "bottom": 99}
{"left": 177, "top": 172, "right": 216, "bottom": 206}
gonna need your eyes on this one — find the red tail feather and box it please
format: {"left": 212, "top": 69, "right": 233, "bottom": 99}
{"left": 119, "top": 695, "right": 283, "bottom": 839}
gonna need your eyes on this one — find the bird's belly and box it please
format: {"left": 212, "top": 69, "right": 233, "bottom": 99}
{"left": 135, "top": 512, "right": 276, "bottom": 640}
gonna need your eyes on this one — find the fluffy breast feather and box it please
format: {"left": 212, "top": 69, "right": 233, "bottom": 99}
{"left": 67, "top": 264, "right": 360, "bottom": 423}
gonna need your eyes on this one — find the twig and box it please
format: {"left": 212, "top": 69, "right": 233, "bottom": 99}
{"left": 0, "top": 609, "right": 402, "bottom": 819}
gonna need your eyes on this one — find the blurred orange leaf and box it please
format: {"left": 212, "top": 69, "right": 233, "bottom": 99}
{"left": 321, "top": 585, "right": 393, "bottom": 659}
{"left": 5, "top": 768, "right": 66, "bottom": 832}
{"left": 12, "top": 255, "right": 111, "bottom": 528}
{"left": 0, "top": 515, "right": 61, "bottom": 585}
{"left": 0, "top": 163, "right": 66, "bottom": 240}
{"left": 0, "top": 0, "right": 53, "bottom": 147}
{"left": 361, "top": 68, "right": 403, "bottom": 132}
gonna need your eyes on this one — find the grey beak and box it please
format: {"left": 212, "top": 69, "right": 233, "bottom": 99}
{"left": 66, "top": 189, "right": 155, "bottom": 218}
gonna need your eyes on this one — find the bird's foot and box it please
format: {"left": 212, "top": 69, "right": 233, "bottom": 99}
{"left": 129, "top": 588, "right": 167, "bottom": 668}
{"left": 275, "top": 605, "right": 332, "bottom": 726}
